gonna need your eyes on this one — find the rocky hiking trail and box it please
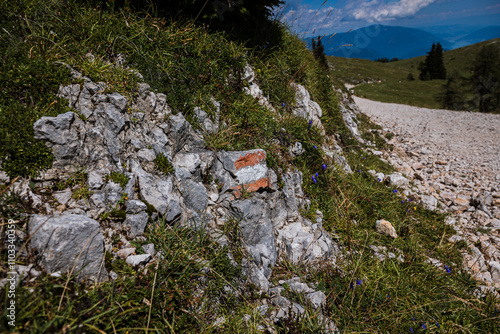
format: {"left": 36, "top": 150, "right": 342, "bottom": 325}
{"left": 354, "top": 96, "right": 500, "bottom": 292}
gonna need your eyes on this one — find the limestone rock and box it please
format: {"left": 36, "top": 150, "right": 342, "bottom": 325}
{"left": 94, "top": 102, "right": 125, "bottom": 134}
{"left": 107, "top": 92, "right": 128, "bottom": 112}
{"left": 421, "top": 195, "right": 438, "bottom": 211}
{"left": 194, "top": 106, "right": 219, "bottom": 134}
{"left": 142, "top": 244, "right": 156, "bottom": 255}
{"left": 168, "top": 113, "right": 204, "bottom": 153}
{"left": 375, "top": 219, "right": 398, "bottom": 238}
{"left": 341, "top": 104, "right": 363, "bottom": 143}
{"left": 306, "top": 291, "right": 327, "bottom": 309}
{"left": 242, "top": 64, "right": 275, "bottom": 111}
{"left": 412, "top": 162, "right": 425, "bottom": 170}
{"left": 453, "top": 195, "right": 470, "bottom": 207}
{"left": 117, "top": 247, "right": 136, "bottom": 259}
{"left": 130, "top": 160, "right": 182, "bottom": 223}
{"left": 125, "top": 200, "right": 147, "bottom": 214}
{"left": 33, "top": 112, "right": 81, "bottom": 162}
{"left": 122, "top": 212, "right": 149, "bottom": 238}
{"left": 88, "top": 171, "right": 105, "bottom": 190}
{"left": 54, "top": 189, "right": 73, "bottom": 206}
{"left": 126, "top": 254, "right": 151, "bottom": 267}
{"left": 232, "top": 198, "right": 277, "bottom": 271}
{"left": 179, "top": 179, "right": 208, "bottom": 212}
{"left": 291, "top": 83, "right": 325, "bottom": 135}
{"left": 489, "top": 261, "right": 500, "bottom": 284}
{"left": 29, "top": 214, "right": 107, "bottom": 283}
{"left": 277, "top": 221, "right": 338, "bottom": 264}
{"left": 282, "top": 170, "right": 307, "bottom": 219}
{"left": 385, "top": 174, "right": 409, "bottom": 188}
{"left": 289, "top": 142, "right": 304, "bottom": 156}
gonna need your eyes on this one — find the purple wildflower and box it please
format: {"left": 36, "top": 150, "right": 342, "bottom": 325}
{"left": 436, "top": 322, "right": 440, "bottom": 328}
{"left": 410, "top": 328, "right": 414, "bottom": 333}
{"left": 378, "top": 178, "right": 382, "bottom": 182}
{"left": 282, "top": 102, "right": 285, "bottom": 107}
{"left": 393, "top": 189, "right": 398, "bottom": 193}
{"left": 356, "top": 279, "right": 362, "bottom": 286}
{"left": 314, "top": 145, "right": 317, "bottom": 149}
{"left": 322, "top": 164, "right": 327, "bottom": 171}
{"left": 312, "top": 176, "right": 317, "bottom": 184}
{"left": 315, "top": 172, "right": 319, "bottom": 178}
{"left": 422, "top": 323, "right": 426, "bottom": 330}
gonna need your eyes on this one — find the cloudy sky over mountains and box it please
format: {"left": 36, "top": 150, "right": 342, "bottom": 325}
{"left": 279, "top": 0, "right": 500, "bottom": 37}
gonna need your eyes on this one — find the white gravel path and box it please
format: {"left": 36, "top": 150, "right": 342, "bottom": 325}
{"left": 353, "top": 96, "right": 500, "bottom": 180}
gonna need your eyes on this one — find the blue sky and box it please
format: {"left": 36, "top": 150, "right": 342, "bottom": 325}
{"left": 277, "top": 0, "right": 500, "bottom": 37}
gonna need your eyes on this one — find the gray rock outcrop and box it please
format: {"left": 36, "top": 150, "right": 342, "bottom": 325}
{"left": 28, "top": 214, "right": 107, "bottom": 283}
{"left": 27, "top": 73, "right": 344, "bottom": 296}
{"left": 291, "top": 83, "right": 325, "bottom": 135}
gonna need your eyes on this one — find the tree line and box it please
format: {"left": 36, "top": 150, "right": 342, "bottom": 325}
{"left": 369, "top": 40, "right": 499, "bottom": 113}
{"left": 435, "top": 44, "right": 500, "bottom": 113}
{"left": 412, "top": 41, "right": 499, "bottom": 113}
{"left": 375, "top": 57, "right": 399, "bottom": 63}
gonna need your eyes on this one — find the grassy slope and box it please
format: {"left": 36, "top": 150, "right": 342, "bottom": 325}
{"left": 0, "top": 1, "right": 499, "bottom": 333}
{"left": 329, "top": 38, "right": 500, "bottom": 109}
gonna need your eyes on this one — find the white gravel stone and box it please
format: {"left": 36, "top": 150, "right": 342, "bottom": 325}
{"left": 126, "top": 254, "right": 151, "bottom": 267}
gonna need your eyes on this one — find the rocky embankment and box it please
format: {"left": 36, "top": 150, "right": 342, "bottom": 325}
{"left": 0, "top": 64, "right": 364, "bottom": 331}
{"left": 354, "top": 96, "right": 500, "bottom": 294}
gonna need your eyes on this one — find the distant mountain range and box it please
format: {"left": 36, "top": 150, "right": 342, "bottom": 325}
{"left": 305, "top": 24, "right": 500, "bottom": 60}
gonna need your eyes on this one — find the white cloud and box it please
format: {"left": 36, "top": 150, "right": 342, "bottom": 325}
{"left": 279, "top": 0, "right": 437, "bottom": 36}
{"left": 352, "top": 0, "right": 436, "bottom": 22}
{"left": 280, "top": 5, "right": 343, "bottom": 36}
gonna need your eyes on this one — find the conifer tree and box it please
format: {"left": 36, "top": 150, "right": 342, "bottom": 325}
{"left": 470, "top": 44, "right": 500, "bottom": 112}
{"left": 419, "top": 42, "right": 446, "bottom": 80}
{"left": 437, "top": 72, "right": 466, "bottom": 110}
{"left": 312, "top": 36, "right": 328, "bottom": 69}
{"left": 434, "top": 42, "right": 447, "bottom": 79}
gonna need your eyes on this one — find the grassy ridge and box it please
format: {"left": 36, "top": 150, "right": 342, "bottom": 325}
{"left": 329, "top": 38, "right": 500, "bottom": 109}
{"left": 1, "top": 0, "right": 499, "bottom": 333}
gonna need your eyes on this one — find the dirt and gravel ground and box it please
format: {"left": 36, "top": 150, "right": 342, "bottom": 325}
{"left": 353, "top": 96, "right": 500, "bottom": 180}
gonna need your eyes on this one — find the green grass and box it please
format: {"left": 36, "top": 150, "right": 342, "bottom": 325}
{"left": 354, "top": 79, "right": 446, "bottom": 109}
{"left": 328, "top": 38, "right": 500, "bottom": 109}
{"left": 5, "top": 219, "right": 246, "bottom": 333}
{"left": 153, "top": 153, "right": 174, "bottom": 175}
{"left": 269, "top": 112, "right": 499, "bottom": 332}
{"left": 1, "top": 0, "right": 499, "bottom": 333}
{"left": 105, "top": 171, "right": 130, "bottom": 189}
